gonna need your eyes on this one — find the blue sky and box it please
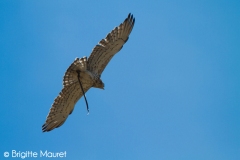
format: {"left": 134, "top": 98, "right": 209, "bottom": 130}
{"left": 0, "top": 0, "right": 239, "bottom": 159}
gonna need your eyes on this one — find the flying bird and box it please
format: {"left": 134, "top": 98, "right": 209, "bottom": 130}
{"left": 42, "top": 13, "right": 135, "bottom": 132}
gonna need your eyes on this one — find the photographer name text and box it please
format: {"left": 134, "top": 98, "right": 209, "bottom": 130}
{"left": 3, "top": 150, "right": 67, "bottom": 159}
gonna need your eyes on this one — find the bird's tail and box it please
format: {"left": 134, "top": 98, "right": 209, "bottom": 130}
{"left": 63, "top": 57, "right": 88, "bottom": 86}
{"left": 77, "top": 56, "right": 88, "bottom": 71}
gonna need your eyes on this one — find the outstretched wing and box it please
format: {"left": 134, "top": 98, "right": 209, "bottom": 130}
{"left": 87, "top": 13, "right": 135, "bottom": 76}
{"left": 42, "top": 58, "right": 91, "bottom": 132}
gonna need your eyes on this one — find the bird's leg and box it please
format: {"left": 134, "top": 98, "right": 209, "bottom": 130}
{"left": 76, "top": 70, "right": 89, "bottom": 114}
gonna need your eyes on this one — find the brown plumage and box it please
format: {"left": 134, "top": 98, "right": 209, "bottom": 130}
{"left": 42, "top": 13, "right": 135, "bottom": 132}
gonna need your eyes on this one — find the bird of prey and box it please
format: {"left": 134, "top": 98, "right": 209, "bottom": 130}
{"left": 42, "top": 13, "right": 135, "bottom": 132}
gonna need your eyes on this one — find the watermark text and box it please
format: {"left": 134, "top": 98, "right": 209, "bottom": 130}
{"left": 3, "top": 150, "right": 67, "bottom": 159}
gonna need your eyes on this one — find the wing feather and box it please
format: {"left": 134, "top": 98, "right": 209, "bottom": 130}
{"left": 87, "top": 13, "right": 135, "bottom": 76}
{"left": 42, "top": 58, "right": 91, "bottom": 132}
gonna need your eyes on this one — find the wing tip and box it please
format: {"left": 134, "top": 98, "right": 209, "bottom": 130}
{"left": 127, "top": 13, "right": 135, "bottom": 21}
{"left": 42, "top": 123, "right": 50, "bottom": 132}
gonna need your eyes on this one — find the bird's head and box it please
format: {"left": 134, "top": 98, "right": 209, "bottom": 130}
{"left": 93, "top": 79, "right": 104, "bottom": 90}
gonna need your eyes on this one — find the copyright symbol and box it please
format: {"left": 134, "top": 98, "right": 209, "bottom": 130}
{"left": 4, "top": 152, "right": 9, "bottom": 157}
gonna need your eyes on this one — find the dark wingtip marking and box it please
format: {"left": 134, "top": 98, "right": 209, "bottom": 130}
{"left": 127, "top": 13, "right": 135, "bottom": 27}
{"left": 42, "top": 123, "right": 49, "bottom": 132}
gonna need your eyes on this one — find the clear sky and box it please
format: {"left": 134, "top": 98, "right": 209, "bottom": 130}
{"left": 0, "top": 0, "right": 239, "bottom": 159}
